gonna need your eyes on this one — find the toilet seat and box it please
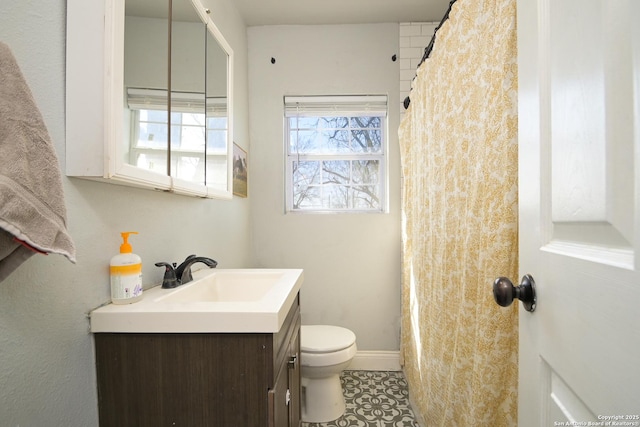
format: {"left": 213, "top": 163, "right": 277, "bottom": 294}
{"left": 301, "top": 325, "right": 357, "bottom": 367}
{"left": 301, "top": 344, "right": 357, "bottom": 367}
{"left": 301, "top": 325, "right": 356, "bottom": 353}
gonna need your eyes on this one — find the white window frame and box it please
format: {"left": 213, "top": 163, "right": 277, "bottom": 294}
{"left": 284, "top": 95, "right": 388, "bottom": 214}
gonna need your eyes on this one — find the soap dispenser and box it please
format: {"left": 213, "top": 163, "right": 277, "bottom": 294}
{"left": 110, "top": 231, "right": 143, "bottom": 304}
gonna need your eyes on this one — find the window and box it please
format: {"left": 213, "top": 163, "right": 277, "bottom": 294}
{"left": 127, "top": 88, "right": 227, "bottom": 185}
{"left": 285, "top": 95, "right": 388, "bottom": 213}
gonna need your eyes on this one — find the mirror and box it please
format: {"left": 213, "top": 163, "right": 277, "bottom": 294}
{"left": 169, "top": 0, "right": 207, "bottom": 189}
{"left": 205, "top": 18, "right": 230, "bottom": 191}
{"left": 122, "top": 0, "right": 232, "bottom": 197}
{"left": 124, "top": 0, "right": 170, "bottom": 179}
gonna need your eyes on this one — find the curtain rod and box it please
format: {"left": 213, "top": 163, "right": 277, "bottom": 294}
{"left": 403, "top": 0, "right": 458, "bottom": 110}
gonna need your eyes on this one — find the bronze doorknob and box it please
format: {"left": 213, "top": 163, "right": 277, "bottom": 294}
{"left": 493, "top": 274, "right": 537, "bottom": 312}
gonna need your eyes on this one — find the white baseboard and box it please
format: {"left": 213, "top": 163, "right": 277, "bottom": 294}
{"left": 348, "top": 350, "right": 401, "bottom": 371}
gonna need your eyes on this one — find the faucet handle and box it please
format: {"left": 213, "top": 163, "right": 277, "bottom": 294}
{"left": 154, "top": 262, "right": 179, "bottom": 289}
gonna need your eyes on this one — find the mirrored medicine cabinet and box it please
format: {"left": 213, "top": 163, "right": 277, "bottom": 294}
{"left": 66, "top": 0, "right": 234, "bottom": 199}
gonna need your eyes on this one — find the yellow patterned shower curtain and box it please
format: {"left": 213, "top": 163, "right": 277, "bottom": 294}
{"left": 398, "top": 0, "right": 518, "bottom": 425}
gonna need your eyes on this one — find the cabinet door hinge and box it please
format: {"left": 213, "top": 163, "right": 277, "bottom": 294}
{"left": 286, "top": 389, "right": 291, "bottom": 406}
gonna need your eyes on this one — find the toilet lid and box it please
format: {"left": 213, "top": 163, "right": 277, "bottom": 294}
{"left": 301, "top": 325, "right": 356, "bottom": 353}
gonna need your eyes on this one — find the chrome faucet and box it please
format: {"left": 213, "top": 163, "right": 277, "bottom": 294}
{"left": 155, "top": 255, "right": 218, "bottom": 288}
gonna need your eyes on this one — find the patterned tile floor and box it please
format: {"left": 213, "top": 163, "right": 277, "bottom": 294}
{"left": 301, "top": 370, "right": 420, "bottom": 427}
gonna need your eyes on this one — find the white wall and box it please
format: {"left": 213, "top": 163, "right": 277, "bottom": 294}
{"left": 248, "top": 24, "right": 402, "bottom": 351}
{"left": 0, "top": 0, "right": 249, "bottom": 425}
{"left": 399, "top": 22, "right": 439, "bottom": 116}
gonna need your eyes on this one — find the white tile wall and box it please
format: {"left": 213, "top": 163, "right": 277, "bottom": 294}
{"left": 399, "top": 22, "right": 439, "bottom": 116}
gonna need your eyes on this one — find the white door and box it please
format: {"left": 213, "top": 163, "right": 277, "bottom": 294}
{"left": 517, "top": 0, "right": 640, "bottom": 425}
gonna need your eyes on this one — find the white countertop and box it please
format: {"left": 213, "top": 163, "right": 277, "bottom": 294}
{"left": 90, "top": 268, "right": 303, "bottom": 333}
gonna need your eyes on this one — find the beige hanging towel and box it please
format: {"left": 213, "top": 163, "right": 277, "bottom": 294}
{"left": 0, "top": 41, "right": 76, "bottom": 282}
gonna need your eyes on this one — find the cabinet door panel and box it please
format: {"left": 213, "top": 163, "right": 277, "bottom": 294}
{"left": 95, "top": 333, "right": 272, "bottom": 426}
{"left": 268, "top": 365, "right": 289, "bottom": 427}
{"left": 288, "top": 318, "right": 301, "bottom": 427}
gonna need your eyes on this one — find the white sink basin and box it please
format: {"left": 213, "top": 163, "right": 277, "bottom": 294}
{"left": 90, "top": 268, "right": 303, "bottom": 333}
{"left": 156, "top": 270, "right": 285, "bottom": 303}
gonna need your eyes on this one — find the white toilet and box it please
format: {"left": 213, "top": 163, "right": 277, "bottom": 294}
{"left": 300, "top": 325, "right": 357, "bottom": 423}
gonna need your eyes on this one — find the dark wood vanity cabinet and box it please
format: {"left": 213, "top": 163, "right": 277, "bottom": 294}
{"left": 94, "top": 296, "right": 301, "bottom": 427}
